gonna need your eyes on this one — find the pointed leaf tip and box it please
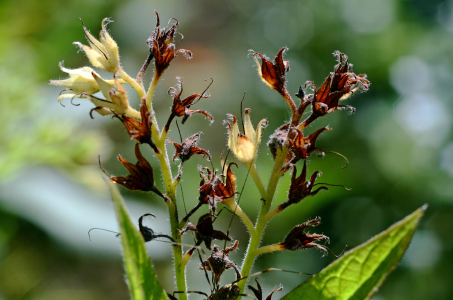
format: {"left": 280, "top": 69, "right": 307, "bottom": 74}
{"left": 282, "top": 205, "right": 426, "bottom": 300}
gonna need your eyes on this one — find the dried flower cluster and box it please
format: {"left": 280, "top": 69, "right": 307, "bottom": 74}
{"left": 50, "top": 12, "right": 369, "bottom": 300}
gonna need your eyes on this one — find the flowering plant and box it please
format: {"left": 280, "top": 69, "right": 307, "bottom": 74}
{"left": 50, "top": 12, "right": 425, "bottom": 300}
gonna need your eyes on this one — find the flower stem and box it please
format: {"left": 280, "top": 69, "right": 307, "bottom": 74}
{"left": 146, "top": 72, "right": 161, "bottom": 109}
{"left": 180, "top": 249, "right": 193, "bottom": 269}
{"left": 226, "top": 200, "right": 255, "bottom": 235}
{"left": 148, "top": 85, "right": 187, "bottom": 299}
{"left": 280, "top": 89, "right": 300, "bottom": 126}
{"left": 264, "top": 204, "right": 283, "bottom": 224}
{"left": 236, "top": 145, "right": 290, "bottom": 298}
{"left": 158, "top": 149, "right": 188, "bottom": 300}
{"left": 118, "top": 68, "right": 145, "bottom": 100}
{"left": 249, "top": 164, "right": 267, "bottom": 200}
{"left": 125, "top": 106, "right": 141, "bottom": 119}
{"left": 254, "top": 244, "right": 284, "bottom": 256}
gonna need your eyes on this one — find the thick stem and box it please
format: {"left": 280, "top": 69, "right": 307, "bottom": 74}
{"left": 152, "top": 116, "right": 187, "bottom": 299}
{"left": 236, "top": 146, "right": 290, "bottom": 297}
{"left": 166, "top": 199, "right": 187, "bottom": 300}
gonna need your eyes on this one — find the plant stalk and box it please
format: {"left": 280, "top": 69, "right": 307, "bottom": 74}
{"left": 118, "top": 68, "right": 145, "bottom": 100}
{"left": 150, "top": 92, "right": 187, "bottom": 299}
{"left": 236, "top": 146, "right": 290, "bottom": 297}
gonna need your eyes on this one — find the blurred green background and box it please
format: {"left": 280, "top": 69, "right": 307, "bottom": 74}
{"left": 1, "top": 0, "right": 452, "bottom": 299}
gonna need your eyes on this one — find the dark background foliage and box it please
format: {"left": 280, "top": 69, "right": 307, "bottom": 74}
{"left": 1, "top": 0, "right": 452, "bottom": 299}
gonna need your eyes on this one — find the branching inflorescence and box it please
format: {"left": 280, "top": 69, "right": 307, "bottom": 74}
{"left": 50, "top": 12, "right": 369, "bottom": 300}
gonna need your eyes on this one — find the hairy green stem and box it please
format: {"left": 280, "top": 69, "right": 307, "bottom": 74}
{"left": 264, "top": 205, "right": 283, "bottom": 224}
{"left": 158, "top": 149, "right": 188, "bottom": 299}
{"left": 149, "top": 82, "right": 187, "bottom": 298}
{"left": 254, "top": 244, "right": 284, "bottom": 257}
{"left": 118, "top": 68, "right": 145, "bottom": 100}
{"left": 236, "top": 145, "right": 290, "bottom": 298}
{"left": 225, "top": 200, "right": 255, "bottom": 235}
{"left": 146, "top": 72, "right": 161, "bottom": 109}
{"left": 249, "top": 164, "right": 267, "bottom": 200}
{"left": 166, "top": 198, "right": 187, "bottom": 300}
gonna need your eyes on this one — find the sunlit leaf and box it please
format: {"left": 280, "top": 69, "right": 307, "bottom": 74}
{"left": 282, "top": 205, "right": 427, "bottom": 300}
{"left": 108, "top": 179, "right": 168, "bottom": 300}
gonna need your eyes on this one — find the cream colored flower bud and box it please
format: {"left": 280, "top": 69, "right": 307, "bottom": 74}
{"left": 74, "top": 18, "right": 120, "bottom": 73}
{"left": 109, "top": 76, "right": 129, "bottom": 115}
{"left": 227, "top": 109, "right": 267, "bottom": 167}
{"left": 91, "top": 72, "right": 139, "bottom": 117}
{"left": 49, "top": 62, "right": 100, "bottom": 95}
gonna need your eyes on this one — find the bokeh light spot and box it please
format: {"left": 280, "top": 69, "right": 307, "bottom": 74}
{"left": 341, "top": 0, "right": 395, "bottom": 34}
{"left": 390, "top": 56, "right": 431, "bottom": 96}
{"left": 402, "top": 230, "right": 441, "bottom": 270}
{"left": 440, "top": 142, "right": 453, "bottom": 178}
{"left": 394, "top": 94, "right": 451, "bottom": 146}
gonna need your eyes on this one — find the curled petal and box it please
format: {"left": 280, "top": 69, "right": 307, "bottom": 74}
{"left": 100, "top": 144, "right": 168, "bottom": 201}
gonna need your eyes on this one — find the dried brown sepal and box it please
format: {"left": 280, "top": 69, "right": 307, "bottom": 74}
{"left": 182, "top": 163, "right": 237, "bottom": 222}
{"left": 138, "top": 213, "right": 175, "bottom": 243}
{"left": 275, "top": 161, "right": 327, "bottom": 214}
{"left": 100, "top": 144, "right": 169, "bottom": 202}
{"left": 166, "top": 133, "right": 211, "bottom": 163}
{"left": 289, "top": 127, "right": 330, "bottom": 161}
{"left": 165, "top": 78, "right": 213, "bottom": 131}
{"left": 251, "top": 47, "right": 289, "bottom": 96}
{"left": 180, "top": 213, "right": 231, "bottom": 250}
{"left": 117, "top": 98, "right": 159, "bottom": 153}
{"left": 288, "top": 161, "right": 327, "bottom": 203}
{"left": 197, "top": 163, "right": 237, "bottom": 213}
{"left": 300, "top": 51, "right": 370, "bottom": 128}
{"left": 279, "top": 218, "right": 329, "bottom": 255}
{"left": 211, "top": 284, "right": 240, "bottom": 300}
{"left": 295, "top": 85, "right": 313, "bottom": 117}
{"left": 147, "top": 11, "right": 192, "bottom": 77}
{"left": 200, "top": 241, "right": 241, "bottom": 285}
{"left": 248, "top": 279, "right": 283, "bottom": 300}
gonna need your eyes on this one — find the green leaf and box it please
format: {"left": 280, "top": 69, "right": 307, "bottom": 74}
{"left": 107, "top": 179, "right": 168, "bottom": 300}
{"left": 282, "top": 205, "right": 427, "bottom": 300}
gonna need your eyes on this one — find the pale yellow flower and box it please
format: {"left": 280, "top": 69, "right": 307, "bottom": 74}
{"left": 226, "top": 109, "right": 267, "bottom": 167}
{"left": 74, "top": 18, "right": 120, "bottom": 73}
{"left": 50, "top": 62, "right": 121, "bottom": 103}
{"left": 89, "top": 72, "right": 133, "bottom": 116}
{"left": 55, "top": 70, "right": 138, "bottom": 118}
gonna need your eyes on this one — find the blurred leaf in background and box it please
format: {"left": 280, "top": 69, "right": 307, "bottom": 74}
{"left": 1, "top": 0, "right": 452, "bottom": 299}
